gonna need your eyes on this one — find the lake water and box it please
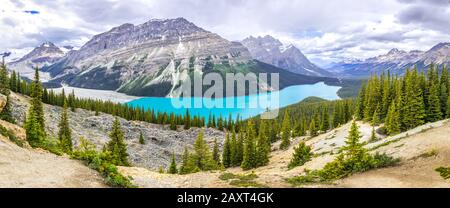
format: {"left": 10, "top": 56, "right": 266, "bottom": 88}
{"left": 127, "top": 82, "right": 341, "bottom": 121}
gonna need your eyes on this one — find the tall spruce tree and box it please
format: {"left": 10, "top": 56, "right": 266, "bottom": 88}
{"left": 25, "top": 67, "right": 46, "bottom": 146}
{"left": 192, "top": 131, "right": 217, "bottom": 170}
{"left": 222, "top": 134, "right": 232, "bottom": 168}
{"left": 168, "top": 152, "right": 178, "bottom": 174}
{"left": 212, "top": 138, "right": 220, "bottom": 165}
{"left": 427, "top": 82, "right": 442, "bottom": 122}
{"left": 279, "top": 110, "right": 291, "bottom": 150}
{"left": 234, "top": 131, "right": 244, "bottom": 166}
{"left": 0, "top": 64, "right": 9, "bottom": 95}
{"left": 256, "top": 120, "right": 270, "bottom": 166}
{"left": 241, "top": 120, "right": 257, "bottom": 170}
{"left": 105, "top": 117, "right": 129, "bottom": 166}
{"left": 58, "top": 100, "right": 72, "bottom": 153}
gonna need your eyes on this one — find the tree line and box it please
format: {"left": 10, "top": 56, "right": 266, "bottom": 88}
{"left": 356, "top": 65, "right": 450, "bottom": 135}
{"left": 6, "top": 67, "right": 247, "bottom": 131}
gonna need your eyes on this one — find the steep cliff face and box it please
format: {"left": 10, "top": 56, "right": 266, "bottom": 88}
{"left": 241, "top": 35, "right": 332, "bottom": 77}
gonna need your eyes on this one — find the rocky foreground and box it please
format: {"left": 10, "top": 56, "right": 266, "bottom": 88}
{"left": 9, "top": 92, "right": 225, "bottom": 170}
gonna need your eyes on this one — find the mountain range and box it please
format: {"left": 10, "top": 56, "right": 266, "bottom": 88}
{"left": 329, "top": 42, "right": 450, "bottom": 77}
{"left": 8, "top": 18, "right": 337, "bottom": 97}
{"left": 7, "top": 17, "right": 450, "bottom": 96}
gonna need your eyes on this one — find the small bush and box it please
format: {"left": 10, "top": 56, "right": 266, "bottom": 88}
{"left": 435, "top": 167, "right": 450, "bottom": 179}
{"left": 0, "top": 125, "right": 24, "bottom": 147}
{"left": 288, "top": 142, "right": 313, "bottom": 169}
{"left": 71, "top": 138, "right": 135, "bottom": 188}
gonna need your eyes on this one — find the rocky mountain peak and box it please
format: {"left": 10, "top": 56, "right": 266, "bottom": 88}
{"left": 428, "top": 42, "right": 450, "bottom": 52}
{"left": 387, "top": 48, "right": 406, "bottom": 56}
{"left": 241, "top": 35, "right": 332, "bottom": 77}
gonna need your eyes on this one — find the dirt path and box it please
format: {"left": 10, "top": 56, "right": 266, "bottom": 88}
{"left": 0, "top": 134, "right": 106, "bottom": 188}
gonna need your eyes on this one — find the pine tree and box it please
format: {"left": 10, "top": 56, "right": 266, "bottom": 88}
{"left": 179, "top": 147, "right": 197, "bottom": 174}
{"left": 0, "top": 95, "right": 15, "bottom": 123}
{"left": 58, "top": 100, "right": 72, "bottom": 153}
{"left": 427, "top": 82, "right": 442, "bottom": 122}
{"left": 168, "top": 152, "right": 178, "bottom": 174}
{"left": 212, "top": 138, "right": 220, "bottom": 165}
{"left": 369, "top": 127, "right": 377, "bottom": 142}
{"left": 447, "top": 94, "right": 450, "bottom": 118}
{"left": 222, "top": 134, "right": 232, "bottom": 168}
{"left": 340, "top": 120, "right": 371, "bottom": 169}
{"left": 10, "top": 71, "right": 16, "bottom": 92}
{"left": 184, "top": 110, "right": 191, "bottom": 130}
{"left": 30, "top": 67, "right": 45, "bottom": 131}
{"left": 256, "top": 120, "right": 270, "bottom": 166}
{"left": 24, "top": 110, "right": 45, "bottom": 147}
{"left": 440, "top": 83, "right": 448, "bottom": 118}
{"left": 385, "top": 101, "right": 401, "bottom": 135}
{"left": 401, "top": 69, "right": 426, "bottom": 129}
{"left": 234, "top": 131, "right": 244, "bottom": 166}
{"left": 309, "top": 119, "right": 317, "bottom": 137}
{"left": 105, "top": 117, "right": 129, "bottom": 166}
{"left": 169, "top": 113, "right": 176, "bottom": 130}
{"left": 192, "top": 131, "right": 217, "bottom": 170}
{"left": 288, "top": 142, "right": 312, "bottom": 169}
{"left": 372, "top": 105, "right": 380, "bottom": 126}
{"left": 320, "top": 107, "right": 330, "bottom": 132}
{"left": 0, "top": 64, "right": 9, "bottom": 95}
{"left": 241, "top": 120, "right": 257, "bottom": 170}
{"left": 355, "top": 82, "right": 366, "bottom": 120}
{"left": 25, "top": 68, "right": 46, "bottom": 146}
{"left": 139, "top": 132, "right": 145, "bottom": 144}
{"left": 230, "top": 130, "right": 237, "bottom": 166}
{"left": 279, "top": 110, "right": 291, "bottom": 150}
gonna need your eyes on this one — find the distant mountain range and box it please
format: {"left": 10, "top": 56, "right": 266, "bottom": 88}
{"left": 7, "top": 42, "right": 72, "bottom": 81}
{"left": 8, "top": 18, "right": 338, "bottom": 97}
{"left": 241, "top": 35, "right": 332, "bottom": 77}
{"left": 328, "top": 42, "right": 450, "bottom": 78}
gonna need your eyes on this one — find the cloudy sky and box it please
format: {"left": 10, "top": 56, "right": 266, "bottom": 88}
{"left": 1, "top": 0, "right": 450, "bottom": 66}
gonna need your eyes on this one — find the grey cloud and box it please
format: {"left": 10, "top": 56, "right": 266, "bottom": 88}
{"left": 368, "top": 32, "right": 410, "bottom": 42}
{"left": 10, "top": 0, "right": 25, "bottom": 8}
{"left": 397, "top": 5, "right": 450, "bottom": 32}
{"left": 24, "top": 27, "right": 89, "bottom": 47}
{"left": 2, "top": 18, "right": 16, "bottom": 27}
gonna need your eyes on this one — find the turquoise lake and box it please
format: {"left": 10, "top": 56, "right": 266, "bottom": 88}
{"left": 127, "top": 82, "right": 341, "bottom": 121}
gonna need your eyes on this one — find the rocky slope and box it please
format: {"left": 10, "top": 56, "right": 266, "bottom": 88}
{"left": 7, "top": 42, "right": 67, "bottom": 81}
{"left": 119, "top": 119, "right": 450, "bottom": 188}
{"left": 241, "top": 35, "right": 332, "bottom": 77}
{"left": 9, "top": 92, "right": 224, "bottom": 170}
{"left": 41, "top": 18, "right": 338, "bottom": 97}
{"left": 330, "top": 42, "right": 450, "bottom": 77}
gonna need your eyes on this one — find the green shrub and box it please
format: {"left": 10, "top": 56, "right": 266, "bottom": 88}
{"left": 71, "top": 138, "right": 135, "bottom": 188}
{"left": 435, "top": 167, "right": 450, "bottom": 179}
{"left": 0, "top": 125, "right": 24, "bottom": 147}
{"left": 288, "top": 142, "right": 312, "bottom": 169}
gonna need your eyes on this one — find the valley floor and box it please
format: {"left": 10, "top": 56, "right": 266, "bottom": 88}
{"left": 50, "top": 85, "right": 141, "bottom": 103}
{"left": 118, "top": 120, "right": 450, "bottom": 188}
